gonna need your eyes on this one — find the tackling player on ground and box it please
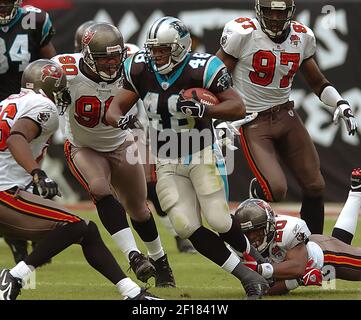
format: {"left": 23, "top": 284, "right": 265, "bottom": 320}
{"left": 234, "top": 168, "right": 361, "bottom": 294}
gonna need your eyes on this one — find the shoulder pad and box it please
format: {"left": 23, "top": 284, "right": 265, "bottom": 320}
{"left": 224, "top": 17, "right": 258, "bottom": 36}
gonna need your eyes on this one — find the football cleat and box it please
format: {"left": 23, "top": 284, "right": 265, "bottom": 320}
{"left": 128, "top": 251, "right": 156, "bottom": 283}
{"left": 243, "top": 280, "right": 270, "bottom": 300}
{"left": 175, "top": 236, "right": 197, "bottom": 254}
{"left": 150, "top": 254, "right": 176, "bottom": 288}
{"left": 351, "top": 168, "right": 361, "bottom": 192}
{"left": 0, "top": 269, "right": 22, "bottom": 300}
{"left": 124, "top": 288, "right": 163, "bottom": 300}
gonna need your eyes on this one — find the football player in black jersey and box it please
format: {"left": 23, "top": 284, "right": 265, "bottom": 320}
{"left": 106, "top": 16, "right": 270, "bottom": 299}
{"left": 0, "top": 0, "right": 56, "bottom": 264}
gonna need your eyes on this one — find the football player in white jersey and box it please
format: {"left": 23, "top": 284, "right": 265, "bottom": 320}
{"left": 53, "top": 22, "right": 175, "bottom": 287}
{"left": 217, "top": 0, "right": 358, "bottom": 235}
{"left": 0, "top": 59, "right": 160, "bottom": 300}
{"left": 234, "top": 192, "right": 361, "bottom": 295}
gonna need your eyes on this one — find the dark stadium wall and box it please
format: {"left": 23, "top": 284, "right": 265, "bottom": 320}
{"left": 29, "top": 0, "right": 361, "bottom": 203}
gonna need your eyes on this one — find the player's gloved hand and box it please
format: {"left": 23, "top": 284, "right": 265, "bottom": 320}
{"left": 242, "top": 252, "right": 274, "bottom": 279}
{"left": 300, "top": 259, "right": 322, "bottom": 286}
{"left": 31, "top": 169, "right": 60, "bottom": 199}
{"left": 242, "top": 251, "right": 258, "bottom": 271}
{"left": 177, "top": 90, "right": 206, "bottom": 118}
{"left": 117, "top": 114, "right": 142, "bottom": 130}
{"left": 333, "top": 101, "right": 358, "bottom": 136}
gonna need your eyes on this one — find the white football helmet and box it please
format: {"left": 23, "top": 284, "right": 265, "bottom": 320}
{"left": 145, "top": 16, "right": 191, "bottom": 75}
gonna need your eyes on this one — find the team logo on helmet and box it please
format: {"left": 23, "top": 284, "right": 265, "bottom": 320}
{"left": 82, "top": 29, "right": 95, "bottom": 45}
{"left": 41, "top": 64, "right": 63, "bottom": 87}
{"left": 170, "top": 20, "right": 188, "bottom": 38}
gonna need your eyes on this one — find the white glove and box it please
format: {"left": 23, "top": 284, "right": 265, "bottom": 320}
{"left": 333, "top": 102, "right": 357, "bottom": 136}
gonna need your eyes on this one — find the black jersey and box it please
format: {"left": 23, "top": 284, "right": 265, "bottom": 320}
{"left": 0, "top": 6, "right": 55, "bottom": 100}
{"left": 123, "top": 51, "right": 233, "bottom": 158}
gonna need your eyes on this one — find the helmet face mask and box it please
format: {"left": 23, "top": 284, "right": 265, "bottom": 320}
{"left": 145, "top": 17, "right": 192, "bottom": 75}
{"left": 234, "top": 198, "right": 276, "bottom": 253}
{"left": 53, "top": 87, "right": 71, "bottom": 115}
{"left": 0, "top": 0, "right": 21, "bottom": 25}
{"left": 82, "top": 23, "right": 127, "bottom": 81}
{"left": 255, "top": 0, "right": 295, "bottom": 39}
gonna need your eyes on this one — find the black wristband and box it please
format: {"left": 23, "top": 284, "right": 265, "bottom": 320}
{"left": 9, "top": 131, "right": 28, "bottom": 140}
{"left": 337, "top": 100, "right": 350, "bottom": 107}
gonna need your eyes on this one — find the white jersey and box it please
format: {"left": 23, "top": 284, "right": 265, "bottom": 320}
{"left": 220, "top": 17, "right": 316, "bottom": 112}
{"left": 52, "top": 53, "right": 128, "bottom": 152}
{"left": 0, "top": 90, "right": 58, "bottom": 191}
{"left": 267, "top": 214, "right": 323, "bottom": 269}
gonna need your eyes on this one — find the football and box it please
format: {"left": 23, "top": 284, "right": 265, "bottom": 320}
{"left": 181, "top": 88, "right": 220, "bottom": 106}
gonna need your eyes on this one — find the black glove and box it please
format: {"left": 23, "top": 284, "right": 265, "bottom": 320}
{"left": 176, "top": 90, "right": 206, "bottom": 118}
{"left": 31, "top": 169, "right": 60, "bottom": 199}
{"left": 117, "top": 114, "right": 142, "bottom": 130}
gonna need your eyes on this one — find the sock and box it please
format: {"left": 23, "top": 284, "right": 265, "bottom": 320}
{"left": 189, "top": 226, "right": 232, "bottom": 266}
{"left": 219, "top": 216, "right": 248, "bottom": 253}
{"left": 158, "top": 215, "right": 178, "bottom": 237}
{"left": 111, "top": 228, "right": 140, "bottom": 261}
{"left": 221, "top": 252, "right": 241, "bottom": 273}
{"left": 300, "top": 195, "right": 324, "bottom": 234}
{"left": 10, "top": 261, "right": 33, "bottom": 280}
{"left": 131, "top": 213, "right": 161, "bottom": 244}
{"left": 116, "top": 278, "right": 141, "bottom": 298}
{"left": 96, "top": 195, "right": 129, "bottom": 235}
{"left": 81, "top": 221, "right": 128, "bottom": 284}
{"left": 332, "top": 191, "right": 361, "bottom": 244}
{"left": 143, "top": 236, "right": 164, "bottom": 261}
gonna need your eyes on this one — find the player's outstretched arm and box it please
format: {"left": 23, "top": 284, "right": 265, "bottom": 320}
{"left": 106, "top": 88, "right": 139, "bottom": 128}
{"left": 300, "top": 58, "right": 357, "bottom": 135}
{"left": 7, "top": 118, "right": 42, "bottom": 174}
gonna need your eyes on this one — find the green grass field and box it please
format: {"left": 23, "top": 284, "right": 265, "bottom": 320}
{"left": 1, "top": 207, "right": 361, "bottom": 300}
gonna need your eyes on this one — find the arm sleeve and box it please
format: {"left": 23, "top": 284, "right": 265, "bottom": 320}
{"left": 36, "top": 10, "right": 56, "bottom": 47}
{"left": 20, "top": 104, "right": 58, "bottom": 135}
{"left": 220, "top": 21, "right": 244, "bottom": 59}
{"left": 303, "top": 27, "right": 317, "bottom": 60}
{"left": 205, "top": 57, "right": 233, "bottom": 93}
{"left": 286, "top": 220, "right": 312, "bottom": 250}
